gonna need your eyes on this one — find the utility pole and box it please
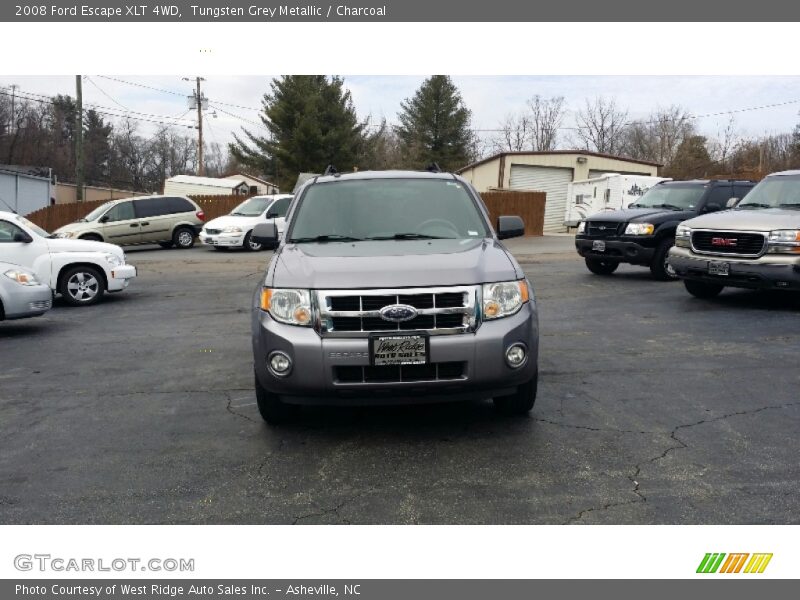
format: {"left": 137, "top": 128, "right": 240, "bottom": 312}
{"left": 184, "top": 76, "right": 206, "bottom": 176}
{"left": 9, "top": 84, "right": 18, "bottom": 133}
{"left": 75, "top": 75, "right": 84, "bottom": 202}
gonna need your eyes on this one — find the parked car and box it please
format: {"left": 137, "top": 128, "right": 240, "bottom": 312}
{"left": 53, "top": 195, "right": 205, "bottom": 249}
{"left": 249, "top": 170, "right": 539, "bottom": 424}
{"left": 0, "top": 260, "right": 52, "bottom": 321}
{"left": 199, "top": 194, "right": 293, "bottom": 251}
{"left": 574, "top": 179, "right": 755, "bottom": 280}
{"left": 669, "top": 170, "right": 800, "bottom": 298}
{"left": 0, "top": 211, "right": 136, "bottom": 306}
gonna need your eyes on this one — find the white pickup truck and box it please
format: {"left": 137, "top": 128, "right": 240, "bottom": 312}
{"left": 0, "top": 210, "right": 137, "bottom": 306}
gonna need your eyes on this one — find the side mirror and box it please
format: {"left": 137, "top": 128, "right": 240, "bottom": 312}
{"left": 704, "top": 202, "right": 722, "bottom": 213}
{"left": 13, "top": 231, "right": 33, "bottom": 243}
{"left": 252, "top": 222, "right": 278, "bottom": 246}
{"left": 266, "top": 210, "right": 279, "bottom": 219}
{"left": 497, "top": 215, "right": 525, "bottom": 240}
{"left": 726, "top": 197, "right": 740, "bottom": 208}
{"left": 99, "top": 215, "right": 110, "bottom": 223}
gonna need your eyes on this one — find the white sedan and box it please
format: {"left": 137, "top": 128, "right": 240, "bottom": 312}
{"left": 199, "top": 194, "right": 293, "bottom": 251}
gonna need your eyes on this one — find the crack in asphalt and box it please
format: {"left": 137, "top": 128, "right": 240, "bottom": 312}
{"left": 564, "top": 399, "right": 800, "bottom": 524}
{"left": 225, "top": 391, "right": 259, "bottom": 424}
{"left": 292, "top": 490, "right": 373, "bottom": 525}
{"left": 534, "top": 417, "right": 658, "bottom": 435}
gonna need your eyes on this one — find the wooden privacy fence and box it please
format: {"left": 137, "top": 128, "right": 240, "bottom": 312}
{"left": 481, "top": 191, "right": 546, "bottom": 236}
{"left": 24, "top": 194, "right": 252, "bottom": 233}
{"left": 26, "top": 191, "right": 547, "bottom": 237}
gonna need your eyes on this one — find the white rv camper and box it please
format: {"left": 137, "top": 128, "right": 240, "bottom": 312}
{"left": 564, "top": 173, "right": 670, "bottom": 227}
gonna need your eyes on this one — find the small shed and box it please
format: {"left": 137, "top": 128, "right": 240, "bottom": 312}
{"left": 163, "top": 175, "right": 250, "bottom": 197}
{"left": 223, "top": 172, "right": 279, "bottom": 195}
{"left": 0, "top": 165, "right": 53, "bottom": 215}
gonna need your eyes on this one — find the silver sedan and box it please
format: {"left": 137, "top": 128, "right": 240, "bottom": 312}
{"left": 0, "top": 261, "right": 52, "bottom": 321}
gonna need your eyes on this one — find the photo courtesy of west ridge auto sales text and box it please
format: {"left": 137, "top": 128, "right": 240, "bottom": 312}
{"left": 0, "top": 1, "right": 798, "bottom": 596}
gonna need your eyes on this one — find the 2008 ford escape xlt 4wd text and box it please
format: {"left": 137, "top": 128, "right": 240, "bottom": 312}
{"left": 249, "top": 169, "right": 539, "bottom": 424}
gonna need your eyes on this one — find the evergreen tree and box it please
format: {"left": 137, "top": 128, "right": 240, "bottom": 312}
{"left": 83, "top": 109, "right": 113, "bottom": 185}
{"left": 666, "top": 135, "right": 713, "bottom": 179}
{"left": 395, "top": 75, "right": 474, "bottom": 171}
{"left": 229, "top": 75, "right": 365, "bottom": 190}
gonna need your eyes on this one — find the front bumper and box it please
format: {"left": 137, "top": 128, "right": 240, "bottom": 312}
{"left": 1, "top": 284, "right": 52, "bottom": 320}
{"left": 575, "top": 237, "right": 656, "bottom": 266}
{"left": 252, "top": 302, "right": 539, "bottom": 406}
{"left": 669, "top": 246, "right": 800, "bottom": 290}
{"left": 199, "top": 232, "right": 246, "bottom": 247}
{"left": 107, "top": 264, "right": 137, "bottom": 292}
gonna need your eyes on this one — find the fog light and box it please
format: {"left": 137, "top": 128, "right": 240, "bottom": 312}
{"left": 505, "top": 343, "right": 527, "bottom": 368}
{"left": 268, "top": 351, "right": 292, "bottom": 377}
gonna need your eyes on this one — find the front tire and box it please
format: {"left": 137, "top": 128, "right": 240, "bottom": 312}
{"left": 255, "top": 372, "right": 298, "bottom": 424}
{"left": 650, "top": 238, "right": 678, "bottom": 281}
{"left": 158, "top": 241, "right": 174, "bottom": 249}
{"left": 58, "top": 265, "right": 105, "bottom": 306}
{"left": 243, "top": 231, "right": 263, "bottom": 251}
{"left": 684, "top": 280, "right": 724, "bottom": 299}
{"left": 585, "top": 257, "right": 619, "bottom": 275}
{"left": 493, "top": 373, "right": 538, "bottom": 416}
{"left": 173, "top": 227, "right": 195, "bottom": 249}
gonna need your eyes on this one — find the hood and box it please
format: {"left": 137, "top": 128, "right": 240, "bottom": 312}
{"left": 45, "top": 237, "right": 124, "bottom": 257}
{"left": 269, "top": 238, "right": 519, "bottom": 289}
{"left": 683, "top": 208, "right": 800, "bottom": 231}
{"left": 584, "top": 207, "right": 693, "bottom": 223}
{"left": 204, "top": 215, "right": 263, "bottom": 229}
{"left": 54, "top": 220, "right": 94, "bottom": 234}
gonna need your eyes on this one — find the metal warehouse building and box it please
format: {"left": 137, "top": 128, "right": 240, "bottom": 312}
{"left": 457, "top": 151, "right": 661, "bottom": 232}
{"left": 0, "top": 165, "right": 53, "bottom": 215}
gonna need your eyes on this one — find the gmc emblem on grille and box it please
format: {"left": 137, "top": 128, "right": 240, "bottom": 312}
{"left": 379, "top": 304, "right": 418, "bottom": 322}
{"left": 711, "top": 237, "right": 738, "bottom": 247}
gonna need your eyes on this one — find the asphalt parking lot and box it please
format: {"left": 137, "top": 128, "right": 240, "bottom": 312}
{"left": 1, "top": 237, "right": 799, "bottom": 524}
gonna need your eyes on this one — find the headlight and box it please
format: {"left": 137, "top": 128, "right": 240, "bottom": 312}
{"left": 222, "top": 226, "right": 243, "bottom": 234}
{"left": 260, "top": 288, "right": 313, "bottom": 326}
{"left": 624, "top": 223, "right": 655, "bottom": 236}
{"left": 54, "top": 231, "right": 76, "bottom": 239}
{"left": 103, "top": 253, "right": 122, "bottom": 267}
{"left": 675, "top": 224, "right": 692, "bottom": 247}
{"left": 482, "top": 280, "right": 530, "bottom": 320}
{"left": 767, "top": 229, "right": 800, "bottom": 254}
{"left": 577, "top": 221, "right": 586, "bottom": 234}
{"left": 4, "top": 269, "right": 40, "bottom": 286}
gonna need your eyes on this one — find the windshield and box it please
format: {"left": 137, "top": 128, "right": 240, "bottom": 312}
{"left": 230, "top": 196, "right": 272, "bottom": 216}
{"left": 83, "top": 201, "right": 115, "bottom": 222}
{"left": 737, "top": 175, "right": 800, "bottom": 209}
{"left": 15, "top": 215, "right": 50, "bottom": 237}
{"left": 288, "top": 179, "right": 489, "bottom": 242}
{"left": 630, "top": 185, "right": 706, "bottom": 210}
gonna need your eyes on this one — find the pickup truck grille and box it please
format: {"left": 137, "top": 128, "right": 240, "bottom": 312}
{"left": 317, "top": 286, "right": 478, "bottom": 337}
{"left": 691, "top": 230, "right": 766, "bottom": 257}
{"left": 585, "top": 221, "right": 622, "bottom": 238}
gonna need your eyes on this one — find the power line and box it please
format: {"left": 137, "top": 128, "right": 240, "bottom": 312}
{"left": 84, "top": 75, "right": 130, "bottom": 111}
{"left": 209, "top": 104, "right": 268, "bottom": 130}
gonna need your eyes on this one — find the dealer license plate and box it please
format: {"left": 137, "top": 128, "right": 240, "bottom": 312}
{"left": 708, "top": 261, "right": 730, "bottom": 276}
{"left": 592, "top": 240, "right": 606, "bottom": 252}
{"left": 371, "top": 335, "right": 428, "bottom": 366}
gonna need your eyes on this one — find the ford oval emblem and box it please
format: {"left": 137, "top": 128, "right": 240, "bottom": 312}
{"left": 379, "top": 304, "right": 418, "bottom": 322}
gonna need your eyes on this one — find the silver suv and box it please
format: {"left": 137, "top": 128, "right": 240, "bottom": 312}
{"left": 669, "top": 170, "right": 800, "bottom": 298}
{"left": 249, "top": 170, "right": 539, "bottom": 424}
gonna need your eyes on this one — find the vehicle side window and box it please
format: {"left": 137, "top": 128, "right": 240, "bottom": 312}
{"left": 104, "top": 202, "right": 135, "bottom": 222}
{"left": 269, "top": 197, "right": 291, "bottom": 217}
{"left": 704, "top": 185, "right": 732, "bottom": 207}
{"left": 734, "top": 185, "right": 753, "bottom": 200}
{"left": 166, "top": 197, "right": 195, "bottom": 214}
{"left": 134, "top": 198, "right": 170, "bottom": 218}
{"left": 0, "top": 220, "right": 26, "bottom": 242}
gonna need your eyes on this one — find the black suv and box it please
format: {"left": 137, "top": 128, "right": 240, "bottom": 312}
{"left": 574, "top": 179, "right": 755, "bottom": 280}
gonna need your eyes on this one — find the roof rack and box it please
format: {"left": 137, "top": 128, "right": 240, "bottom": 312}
{"left": 426, "top": 162, "right": 443, "bottom": 173}
{"left": 323, "top": 164, "right": 339, "bottom": 177}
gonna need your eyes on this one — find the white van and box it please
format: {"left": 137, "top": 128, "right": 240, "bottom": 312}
{"left": 0, "top": 210, "right": 137, "bottom": 306}
{"left": 564, "top": 173, "right": 670, "bottom": 227}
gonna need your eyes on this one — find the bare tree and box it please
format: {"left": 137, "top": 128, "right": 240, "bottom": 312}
{"left": 573, "top": 96, "right": 628, "bottom": 154}
{"left": 622, "top": 105, "right": 695, "bottom": 165}
{"left": 708, "top": 116, "right": 738, "bottom": 167}
{"left": 491, "top": 111, "right": 531, "bottom": 153}
{"left": 527, "top": 95, "right": 565, "bottom": 151}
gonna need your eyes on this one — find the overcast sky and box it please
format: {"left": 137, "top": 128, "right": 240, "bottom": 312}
{"left": 2, "top": 75, "right": 799, "bottom": 150}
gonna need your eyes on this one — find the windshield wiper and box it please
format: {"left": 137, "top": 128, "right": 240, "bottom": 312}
{"left": 289, "top": 234, "right": 364, "bottom": 243}
{"left": 777, "top": 203, "right": 800, "bottom": 209}
{"left": 365, "top": 233, "right": 452, "bottom": 241}
{"left": 737, "top": 202, "right": 771, "bottom": 209}
{"left": 653, "top": 203, "right": 684, "bottom": 211}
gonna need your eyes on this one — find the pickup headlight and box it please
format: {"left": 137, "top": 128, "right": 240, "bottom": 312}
{"left": 4, "top": 269, "right": 40, "bottom": 286}
{"left": 103, "top": 253, "right": 122, "bottom": 267}
{"left": 222, "top": 226, "right": 243, "bottom": 234}
{"left": 767, "top": 229, "right": 800, "bottom": 254}
{"left": 675, "top": 224, "right": 692, "bottom": 247}
{"left": 260, "top": 288, "right": 313, "bottom": 326}
{"left": 624, "top": 223, "right": 655, "bottom": 236}
{"left": 577, "top": 221, "right": 586, "bottom": 234}
{"left": 482, "top": 280, "right": 530, "bottom": 320}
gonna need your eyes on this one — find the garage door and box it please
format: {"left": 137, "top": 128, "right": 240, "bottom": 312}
{"left": 509, "top": 165, "right": 572, "bottom": 232}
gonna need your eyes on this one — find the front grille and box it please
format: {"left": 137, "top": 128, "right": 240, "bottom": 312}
{"left": 204, "top": 228, "right": 221, "bottom": 235}
{"left": 585, "top": 221, "right": 622, "bottom": 238}
{"left": 691, "top": 231, "right": 766, "bottom": 257}
{"left": 28, "top": 300, "right": 51, "bottom": 310}
{"left": 318, "top": 286, "right": 477, "bottom": 336}
{"left": 334, "top": 362, "right": 466, "bottom": 383}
